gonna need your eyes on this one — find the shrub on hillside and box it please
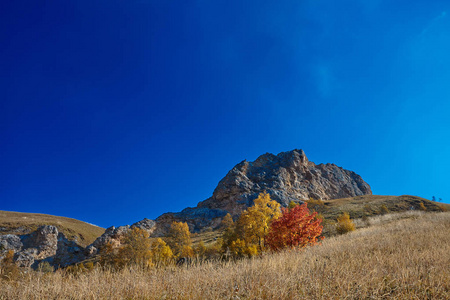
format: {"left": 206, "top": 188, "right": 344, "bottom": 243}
{"left": 37, "top": 261, "right": 54, "bottom": 273}
{"left": 266, "top": 203, "right": 323, "bottom": 251}
{"left": 306, "top": 198, "right": 326, "bottom": 214}
{"left": 380, "top": 204, "right": 389, "bottom": 215}
{"left": 0, "top": 250, "right": 20, "bottom": 281}
{"left": 336, "top": 212, "right": 355, "bottom": 234}
{"left": 419, "top": 202, "right": 427, "bottom": 211}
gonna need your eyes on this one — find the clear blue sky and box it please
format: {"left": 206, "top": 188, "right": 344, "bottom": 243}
{"left": 1, "top": 1, "right": 449, "bottom": 228}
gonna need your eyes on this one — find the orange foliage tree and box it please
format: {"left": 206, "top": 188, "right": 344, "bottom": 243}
{"left": 266, "top": 203, "right": 323, "bottom": 251}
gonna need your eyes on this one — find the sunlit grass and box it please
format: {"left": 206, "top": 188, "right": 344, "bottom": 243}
{"left": 1, "top": 211, "right": 448, "bottom": 299}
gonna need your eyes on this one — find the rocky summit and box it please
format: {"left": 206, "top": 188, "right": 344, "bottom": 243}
{"left": 154, "top": 149, "right": 371, "bottom": 235}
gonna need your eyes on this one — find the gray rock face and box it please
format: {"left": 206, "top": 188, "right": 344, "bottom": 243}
{"left": 154, "top": 149, "right": 371, "bottom": 234}
{"left": 0, "top": 225, "right": 88, "bottom": 269}
{"left": 14, "top": 250, "right": 36, "bottom": 268}
{"left": 199, "top": 149, "right": 371, "bottom": 211}
{"left": 0, "top": 234, "right": 23, "bottom": 253}
{"left": 131, "top": 218, "right": 156, "bottom": 233}
{"left": 50, "top": 233, "right": 85, "bottom": 267}
{"left": 153, "top": 207, "right": 226, "bottom": 236}
{"left": 86, "top": 219, "right": 157, "bottom": 257}
{"left": 22, "top": 225, "right": 58, "bottom": 259}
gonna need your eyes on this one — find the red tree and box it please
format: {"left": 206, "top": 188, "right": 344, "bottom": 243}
{"left": 266, "top": 203, "right": 323, "bottom": 251}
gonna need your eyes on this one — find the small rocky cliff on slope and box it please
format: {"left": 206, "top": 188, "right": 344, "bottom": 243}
{"left": 154, "top": 149, "right": 371, "bottom": 234}
{"left": 0, "top": 219, "right": 156, "bottom": 269}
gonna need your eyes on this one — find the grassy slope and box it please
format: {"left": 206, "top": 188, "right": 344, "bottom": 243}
{"left": 0, "top": 211, "right": 105, "bottom": 247}
{"left": 192, "top": 194, "right": 450, "bottom": 244}
{"left": 1, "top": 211, "right": 448, "bottom": 299}
{"left": 318, "top": 194, "right": 448, "bottom": 219}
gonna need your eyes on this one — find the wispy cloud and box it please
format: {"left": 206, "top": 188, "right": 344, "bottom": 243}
{"left": 420, "top": 11, "right": 447, "bottom": 37}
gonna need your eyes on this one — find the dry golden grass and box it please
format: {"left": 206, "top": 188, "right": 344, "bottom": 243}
{"left": 319, "top": 195, "right": 448, "bottom": 219}
{"left": 1, "top": 211, "right": 449, "bottom": 299}
{"left": 0, "top": 210, "right": 104, "bottom": 247}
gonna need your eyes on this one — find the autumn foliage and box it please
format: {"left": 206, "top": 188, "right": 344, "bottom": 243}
{"left": 266, "top": 203, "right": 323, "bottom": 251}
{"left": 222, "top": 192, "right": 280, "bottom": 257}
{"left": 167, "top": 221, "right": 193, "bottom": 258}
{"left": 335, "top": 212, "right": 355, "bottom": 234}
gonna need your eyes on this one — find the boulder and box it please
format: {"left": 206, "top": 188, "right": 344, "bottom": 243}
{"left": 0, "top": 234, "right": 23, "bottom": 253}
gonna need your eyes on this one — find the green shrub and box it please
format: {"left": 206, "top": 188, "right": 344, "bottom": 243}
{"left": 37, "top": 261, "right": 54, "bottom": 273}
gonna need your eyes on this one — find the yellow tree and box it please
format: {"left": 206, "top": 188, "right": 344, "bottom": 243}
{"left": 221, "top": 213, "right": 234, "bottom": 229}
{"left": 151, "top": 238, "right": 174, "bottom": 266}
{"left": 167, "top": 221, "right": 192, "bottom": 257}
{"left": 118, "top": 227, "right": 153, "bottom": 268}
{"left": 236, "top": 191, "right": 281, "bottom": 252}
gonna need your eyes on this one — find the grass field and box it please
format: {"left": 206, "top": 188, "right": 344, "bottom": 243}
{"left": 1, "top": 210, "right": 448, "bottom": 299}
{"left": 0, "top": 211, "right": 104, "bottom": 247}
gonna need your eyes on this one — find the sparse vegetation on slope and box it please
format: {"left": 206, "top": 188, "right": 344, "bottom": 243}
{"left": 0, "top": 211, "right": 104, "bottom": 247}
{"left": 306, "top": 194, "right": 449, "bottom": 236}
{"left": 1, "top": 211, "right": 448, "bottom": 299}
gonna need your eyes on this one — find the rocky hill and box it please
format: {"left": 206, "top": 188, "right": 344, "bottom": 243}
{"left": 0, "top": 149, "right": 375, "bottom": 268}
{"left": 0, "top": 218, "right": 155, "bottom": 269}
{"left": 0, "top": 210, "right": 104, "bottom": 247}
{"left": 154, "top": 149, "right": 372, "bottom": 234}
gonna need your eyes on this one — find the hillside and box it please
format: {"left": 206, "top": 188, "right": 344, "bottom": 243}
{"left": 305, "top": 194, "right": 449, "bottom": 236}
{"left": 305, "top": 194, "right": 448, "bottom": 220}
{"left": 0, "top": 211, "right": 104, "bottom": 247}
{"left": 190, "top": 194, "right": 449, "bottom": 245}
{"left": 2, "top": 211, "right": 448, "bottom": 299}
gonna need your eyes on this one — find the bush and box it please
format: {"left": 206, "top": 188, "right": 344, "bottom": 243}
{"left": 380, "top": 205, "right": 389, "bottom": 215}
{"left": 37, "top": 261, "right": 54, "bottom": 273}
{"left": 419, "top": 202, "right": 427, "bottom": 211}
{"left": 266, "top": 203, "right": 323, "bottom": 251}
{"left": 0, "top": 250, "right": 20, "bottom": 281}
{"left": 306, "top": 198, "right": 326, "bottom": 212}
{"left": 336, "top": 212, "right": 355, "bottom": 234}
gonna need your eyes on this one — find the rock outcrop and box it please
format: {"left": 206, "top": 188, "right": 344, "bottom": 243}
{"left": 0, "top": 218, "right": 157, "bottom": 269}
{"left": 84, "top": 218, "right": 157, "bottom": 258}
{"left": 154, "top": 149, "right": 371, "bottom": 234}
{"left": 21, "top": 225, "right": 58, "bottom": 260}
{"left": 1, "top": 225, "right": 61, "bottom": 268}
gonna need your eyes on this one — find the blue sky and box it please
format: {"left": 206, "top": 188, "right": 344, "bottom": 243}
{"left": 1, "top": 1, "right": 449, "bottom": 228}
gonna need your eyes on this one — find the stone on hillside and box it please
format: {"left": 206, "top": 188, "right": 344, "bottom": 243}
{"left": 22, "top": 225, "right": 59, "bottom": 260}
{"left": 131, "top": 218, "right": 156, "bottom": 233}
{"left": 0, "top": 234, "right": 23, "bottom": 253}
{"left": 14, "top": 250, "right": 36, "bottom": 268}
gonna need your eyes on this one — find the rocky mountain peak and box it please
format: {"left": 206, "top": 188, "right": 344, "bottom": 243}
{"left": 154, "top": 149, "right": 372, "bottom": 234}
